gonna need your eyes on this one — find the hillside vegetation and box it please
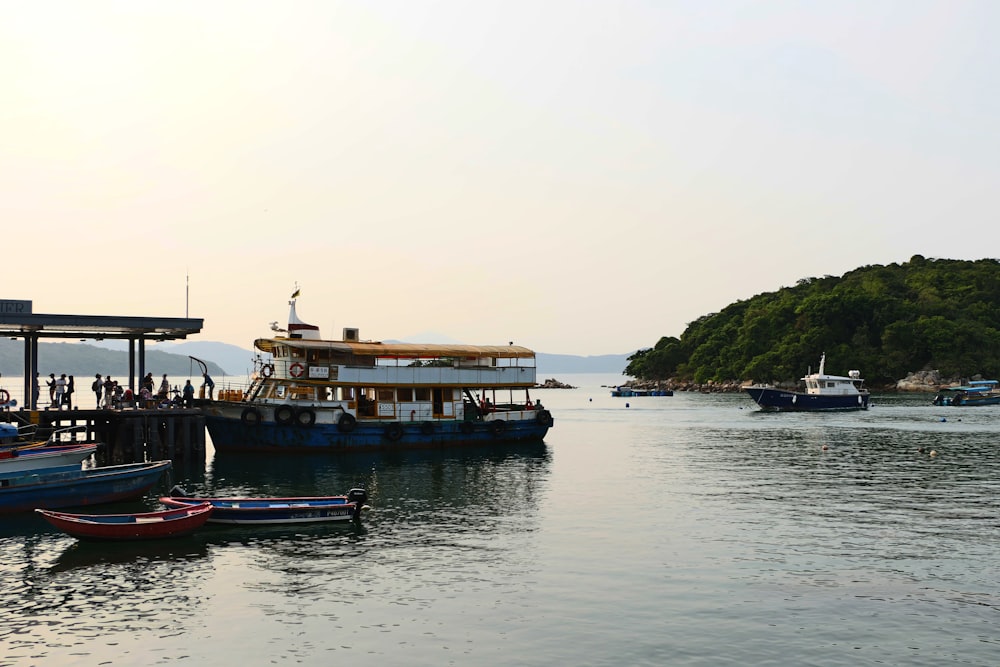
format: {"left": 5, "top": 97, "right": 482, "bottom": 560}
{"left": 625, "top": 256, "right": 1000, "bottom": 386}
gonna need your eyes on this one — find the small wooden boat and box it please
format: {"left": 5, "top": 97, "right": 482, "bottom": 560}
{"left": 0, "top": 460, "right": 172, "bottom": 514}
{"left": 160, "top": 487, "right": 370, "bottom": 524}
{"left": 0, "top": 443, "right": 97, "bottom": 475}
{"left": 36, "top": 502, "right": 212, "bottom": 541}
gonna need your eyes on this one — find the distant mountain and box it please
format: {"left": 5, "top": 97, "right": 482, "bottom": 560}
{"left": 535, "top": 352, "right": 630, "bottom": 375}
{"left": 0, "top": 338, "right": 630, "bottom": 379}
{"left": 0, "top": 339, "right": 229, "bottom": 379}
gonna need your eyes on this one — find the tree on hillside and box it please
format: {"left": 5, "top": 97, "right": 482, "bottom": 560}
{"left": 626, "top": 256, "right": 1000, "bottom": 385}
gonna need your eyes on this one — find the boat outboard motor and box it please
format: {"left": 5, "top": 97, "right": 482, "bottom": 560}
{"left": 347, "top": 488, "right": 368, "bottom": 520}
{"left": 169, "top": 485, "right": 189, "bottom": 498}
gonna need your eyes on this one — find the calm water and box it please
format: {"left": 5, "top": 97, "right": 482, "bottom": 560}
{"left": 2, "top": 374, "right": 1000, "bottom": 666}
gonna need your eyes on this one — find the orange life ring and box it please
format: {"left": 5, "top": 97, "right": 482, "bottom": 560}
{"left": 261, "top": 364, "right": 274, "bottom": 378}
{"left": 289, "top": 362, "right": 305, "bottom": 378}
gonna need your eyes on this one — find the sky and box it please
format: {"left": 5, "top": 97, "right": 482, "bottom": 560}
{"left": 4, "top": 1, "right": 999, "bottom": 356}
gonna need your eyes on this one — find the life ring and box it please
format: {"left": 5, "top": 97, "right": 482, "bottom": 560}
{"left": 384, "top": 423, "right": 403, "bottom": 441}
{"left": 420, "top": 421, "right": 434, "bottom": 436}
{"left": 275, "top": 405, "right": 295, "bottom": 425}
{"left": 535, "top": 409, "right": 554, "bottom": 427}
{"left": 0, "top": 389, "right": 8, "bottom": 405}
{"left": 337, "top": 412, "right": 357, "bottom": 433}
{"left": 289, "top": 362, "right": 305, "bottom": 378}
{"left": 490, "top": 420, "right": 506, "bottom": 437}
{"left": 241, "top": 407, "right": 262, "bottom": 426}
{"left": 459, "top": 421, "right": 474, "bottom": 435}
{"left": 260, "top": 364, "right": 274, "bottom": 378}
{"left": 295, "top": 407, "right": 316, "bottom": 427}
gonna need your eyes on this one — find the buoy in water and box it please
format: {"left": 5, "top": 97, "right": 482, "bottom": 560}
{"left": 930, "top": 450, "right": 937, "bottom": 457}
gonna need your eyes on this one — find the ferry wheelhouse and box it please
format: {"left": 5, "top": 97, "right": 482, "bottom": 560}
{"left": 202, "top": 297, "right": 553, "bottom": 452}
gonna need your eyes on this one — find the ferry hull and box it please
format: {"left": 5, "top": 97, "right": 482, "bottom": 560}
{"left": 204, "top": 409, "right": 552, "bottom": 453}
{"left": 745, "top": 387, "right": 870, "bottom": 412}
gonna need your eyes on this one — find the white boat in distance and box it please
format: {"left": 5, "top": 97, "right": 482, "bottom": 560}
{"left": 744, "top": 354, "right": 871, "bottom": 411}
{"left": 201, "top": 292, "right": 554, "bottom": 452}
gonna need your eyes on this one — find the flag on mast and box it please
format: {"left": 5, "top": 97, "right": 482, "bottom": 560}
{"left": 291, "top": 287, "right": 300, "bottom": 299}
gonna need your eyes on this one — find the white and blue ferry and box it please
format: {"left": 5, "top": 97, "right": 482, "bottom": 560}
{"left": 202, "top": 294, "right": 553, "bottom": 452}
{"left": 744, "top": 354, "right": 870, "bottom": 411}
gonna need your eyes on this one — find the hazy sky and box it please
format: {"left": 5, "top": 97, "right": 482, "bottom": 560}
{"left": 4, "top": 1, "right": 998, "bottom": 356}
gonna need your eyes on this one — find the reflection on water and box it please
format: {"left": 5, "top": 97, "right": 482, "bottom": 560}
{"left": 4, "top": 387, "right": 1000, "bottom": 666}
{"left": 0, "top": 439, "right": 553, "bottom": 666}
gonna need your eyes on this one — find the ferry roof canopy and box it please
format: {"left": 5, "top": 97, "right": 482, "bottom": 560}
{"left": 0, "top": 312, "right": 204, "bottom": 341}
{"left": 255, "top": 338, "right": 536, "bottom": 359}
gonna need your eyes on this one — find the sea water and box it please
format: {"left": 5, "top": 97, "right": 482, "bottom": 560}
{"left": 1, "top": 374, "right": 999, "bottom": 666}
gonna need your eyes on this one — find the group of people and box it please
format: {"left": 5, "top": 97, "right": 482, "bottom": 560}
{"left": 28, "top": 370, "right": 216, "bottom": 410}
{"left": 39, "top": 373, "right": 76, "bottom": 409}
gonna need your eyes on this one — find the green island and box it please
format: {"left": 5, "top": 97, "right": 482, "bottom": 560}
{"left": 625, "top": 256, "right": 1000, "bottom": 390}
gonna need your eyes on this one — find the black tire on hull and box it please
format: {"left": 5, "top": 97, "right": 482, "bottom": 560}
{"left": 275, "top": 405, "right": 295, "bottom": 425}
{"left": 384, "top": 423, "right": 403, "bottom": 441}
{"left": 337, "top": 413, "right": 357, "bottom": 433}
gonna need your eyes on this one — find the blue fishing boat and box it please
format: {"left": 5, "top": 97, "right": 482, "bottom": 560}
{"left": 0, "top": 460, "right": 172, "bottom": 514}
{"left": 201, "top": 291, "right": 553, "bottom": 452}
{"left": 160, "top": 487, "right": 370, "bottom": 524}
{"left": 744, "top": 354, "right": 870, "bottom": 411}
{"left": 932, "top": 380, "right": 1000, "bottom": 406}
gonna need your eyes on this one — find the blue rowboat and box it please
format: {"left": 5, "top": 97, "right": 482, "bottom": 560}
{"left": 160, "top": 487, "right": 370, "bottom": 524}
{"left": 0, "top": 460, "right": 172, "bottom": 514}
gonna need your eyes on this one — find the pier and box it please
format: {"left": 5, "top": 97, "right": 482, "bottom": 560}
{"left": 4, "top": 407, "right": 207, "bottom": 465}
{"left": 0, "top": 298, "right": 207, "bottom": 464}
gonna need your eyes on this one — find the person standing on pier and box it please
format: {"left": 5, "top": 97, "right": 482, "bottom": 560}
{"left": 55, "top": 374, "right": 66, "bottom": 409}
{"left": 33, "top": 374, "right": 40, "bottom": 409}
{"left": 47, "top": 373, "right": 56, "bottom": 407}
{"left": 158, "top": 373, "right": 170, "bottom": 401}
{"left": 201, "top": 372, "right": 215, "bottom": 400}
{"left": 65, "top": 375, "right": 75, "bottom": 409}
{"left": 182, "top": 379, "right": 195, "bottom": 406}
{"left": 93, "top": 374, "right": 103, "bottom": 408}
{"left": 103, "top": 376, "right": 115, "bottom": 409}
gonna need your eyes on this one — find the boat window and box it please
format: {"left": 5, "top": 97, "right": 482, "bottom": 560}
{"left": 397, "top": 388, "right": 414, "bottom": 401}
{"left": 376, "top": 388, "right": 394, "bottom": 402}
{"left": 290, "top": 347, "right": 305, "bottom": 359}
{"left": 415, "top": 388, "right": 430, "bottom": 401}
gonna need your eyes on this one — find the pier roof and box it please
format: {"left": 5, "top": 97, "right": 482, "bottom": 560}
{"left": 0, "top": 312, "right": 203, "bottom": 340}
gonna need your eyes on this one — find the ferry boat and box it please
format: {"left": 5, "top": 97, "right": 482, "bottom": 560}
{"left": 743, "top": 354, "right": 870, "bottom": 411}
{"left": 201, "top": 294, "right": 554, "bottom": 452}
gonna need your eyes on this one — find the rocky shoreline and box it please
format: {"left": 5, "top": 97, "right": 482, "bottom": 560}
{"left": 612, "top": 370, "right": 980, "bottom": 394}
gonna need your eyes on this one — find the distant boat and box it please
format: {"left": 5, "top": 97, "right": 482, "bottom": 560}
{"left": 36, "top": 502, "right": 212, "bottom": 541}
{"left": 744, "top": 354, "right": 870, "bottom": 411}
{"left": 932, "top": 380, "right": 1000, "bottom": 406}
{"left": 160, "top": 487, "right": 370, "bottom": 524}
{"left": 610, "top": 387, "right": 673, "bottom": 397}
{"left": 0, "top": 460, "right": 172, "bottom": 514}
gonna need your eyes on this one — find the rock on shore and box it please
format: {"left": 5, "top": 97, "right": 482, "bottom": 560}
{"left": 536, "top": 378, "right": 576, "bottom": 389}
